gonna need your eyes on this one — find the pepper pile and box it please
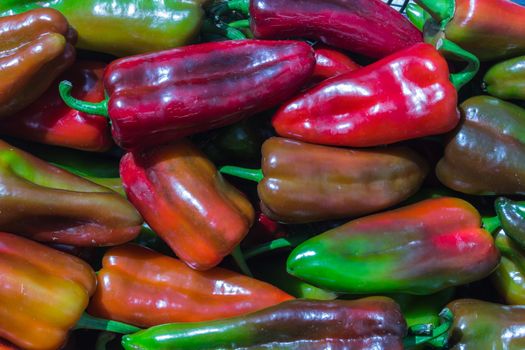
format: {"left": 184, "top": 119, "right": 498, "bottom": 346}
{"left": 1, "top": 0, "right": 525, "bottom": 349}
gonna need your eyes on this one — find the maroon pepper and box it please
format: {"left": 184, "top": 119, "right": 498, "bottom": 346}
{"left": 59, "top": 40, "right": 315, "bottom": 150}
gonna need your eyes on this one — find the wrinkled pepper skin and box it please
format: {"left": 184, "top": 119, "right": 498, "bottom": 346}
{"left": 258, "top": 137, "right": 428, "bottom": 223}
{"left": 99, "top": 40, "right": 314, "bottom": 150}
{"left": 249, "top": 0, "right": 421, "bottom": 58}
{"left": 496, "top": 198, "right": 525, "bottom": 248}
{"left": 272, "top": 43, "right": 459, "bottom": 148}
{"left": 0, "top": 232, "right": 96, "bottom": 350}
{"left": 492, "top": 230, "right": 525, "bottom": 305}
{"left": 420, "top": 0, "right": 525, "bottom": 61}
{"left": 89, "top": 244, "right": 293, "bottom": 328}
{"left": 0, "top": 0, "right": 206, "bottom": 57}
{"left": 121, "top": 297, "right": 406, "bottom": 350}
{"left": 484, "top": 55, "right": 525, "bottom": 100}
{"left": 312, "top": 45, "right": 360, "bottom": 82}
{"left": 2, "top": 61, "right": 111, "bottom": 152}
{"left": 447, "top": 299, "right": 525, "bottom": 349}
{"left": 436, "top": 96, "right": 525, "bottom": 195}
{"left": 0, "top": 8, "right": 75, "bottom": 118}
{"left": 287, "top": 197, "right": 500, "bottom": 294}
{"left": 120, "top": 139, "right": 255, "bottom": 270}
{"left": 0, "top": 139, "right": 142, "bottom": 246}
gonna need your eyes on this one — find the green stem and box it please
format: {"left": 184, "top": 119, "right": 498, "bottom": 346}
{"left": 415, "top": 0, "right": 455, "bottom": 25}
{"left": 229, "top": 19, "right": 250, "bottom": 29}
{"left": 220, "top": 166, "right": 263, "bottom": 182}
{"left": 403, "top": 308, "right": 453, "bottom": 349}
{"left": 437, "top": 38, "right": 480, "bottom": 90}
{"left": 74, "top": 313, "right": 141, "bottom": 334}
{"left": 244, "top": 234, "right": 311, "bottom": 260}
{"left": 227, "top": 0, "right": 250, "bottom": 15}
{"left": 482, "top": 215, "right": 501, "bottom": 234}
{"left": 95, "top": 332, "right": 116, "bottom": 350}
{"left": 223, "top": 25, "right": 247, "bottom": 40}
{"left": 59, "top": 81, "right": 109, "bottom": 118}
{"left": 231, "top": 245, "right": 253, "bottom": 276}
{"left": 406, "top": 3, "right": 430, "bottom": 31}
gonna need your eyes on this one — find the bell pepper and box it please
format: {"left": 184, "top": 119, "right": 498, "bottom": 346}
{"left": 213, "top": 0, "right": 422, "bottom": 58}
{"left": 415, "top": 0, "right": 525, "bottom": 61}
{"left": 287, "top": 197, "right": 500, "bottom": 294}
{"left": 221, "top": 137, "right": 428, "bottom": 223}
{"left": 491, "top": 230, "right": 525, "bottom": 305}
{"left": 121, "top": 297, "right": 407, "bottom": 350}
{"left": 0, "top": 232, "right": 96, "bottom": 350}
{"left": 120, "top": 139, "right": 255, "bottom": 270}
{"left": 483, "top": 55, "right": 525, "bottom": 101}
{"left": 495, "top": 198, "right": 525, "bottom": 249}
{"left": 60, "top": 40, "right": 314, "bottom": 150}
{"left": 446, "top": 299, "right": 525, "bottom": 349}
{"left": 0, "top": 139, "right": 143, "bottom": 246}
{"left": 311, "top": 44, "right": 361, "bottom": 83}
{"left": 271, "top": 43, "right": 471, "bottom": 148}
{"left": 436, "top": 96, "right": 525, "bottom": 195}
{"left": 1, "top": 61, "right": 111, "bottom": 152}
{"left": 0, "top": 0, "right": 206, "bottom": 57}
{"left": 88, "top": 244, "right": 293, "bottom": 328}
{"left": 0, "top": 8, "right": 75, "bottom": 119}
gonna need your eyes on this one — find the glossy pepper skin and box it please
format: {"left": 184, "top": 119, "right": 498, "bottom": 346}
{"left": 2, "top": 61, "right": 111, "bottom": 152}
{"left": 484, "top": 55, "right": 525, "bottom": 101}
{"left": 0, "top": 0, "right": 206, "bottom": 57}
{"left": 287, "top": 197, "right": 500, "bottom": 295}
{"left": 0, "top": 232, "right": 96, "bottom": 350}
{"left": 121, "top": 297, "right": 406, "bottom": 350}
{"left": 311, "top": 45, "right": 361, "bottom": 83}
{"left": 447, "top": 299, "right": 525, "bottom": 349}
{"left": 417, "top": 0, "right": 525, "bottom": 61}
{"left": 257, "top": 137, "right": 428, "bottom": 223}
{"left": 272, "top": 43, "right": 459, "bottom": 148}
{"left": 0, "top": 8, "right": 75, "bottom": 118}
{"left": 247, "top": 0, "right": 421, "bottom": 58}
{"left": 436, "top": 96, "right": 525, "bottom": 195}
{"left": 120, "top": 139, "right": 255, "bottom": 270}
{"left": 496, "top": 198, "right": 525, "bottom": 249}
{"left": 0, "top": 139, "right": 142, "bottom": 246}
{"left": 492, "top": 230, "right": 525, "bottom": 305}
{"left": 88, "top": 244, "right": 293, "bottom": 328}
{"left": 65, "top": 40, "right": 314, "bottom": 150}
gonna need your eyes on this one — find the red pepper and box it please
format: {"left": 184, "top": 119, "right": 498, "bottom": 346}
{"left": 312, "top": 45, "right": 361, "bottom": 82}
{"left": 60, "top": 40, "right": 315, "bottom": 150}
{"left": 2, "top": 61, "right": 111, "bottom": 152}
{"left": 120, "top": 139, "right": 254, "bottom": 270}
{"left": 272, "top": 43, "right": 460, "bottom": 148}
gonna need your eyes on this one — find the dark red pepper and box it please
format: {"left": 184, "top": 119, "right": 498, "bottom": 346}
{"left": 272, "top": 43, "right": 460, "bottom": 148}
{"left": 312, "top": 45, "right": 361, "bottom": 83}
{"left": 2, "top": 61, "right": 111, "bottom": 152}
{"left": 60, "top": 40, "right": 315, "bottom": 150}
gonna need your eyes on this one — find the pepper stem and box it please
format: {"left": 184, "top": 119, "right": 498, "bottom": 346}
{"left": 220, "top": 166, "right": 263, "bottom": 182}
{"left": 229, "top": 19, "right": 250, "bottom": 29}
{"left": 226, "top": 0, "right": 250, "bottom": 15}
{"left": 231, "top": 245, "right": 253, "bottom": 276}
{"left": 244, "top": 234, "right": 312, "bottom": 259}
{"left": 75, "top": 313, "right": 141, "bottom": 334}
{"left": 403, "top": 308, "right": 453, "bottom": 348}
{"left": 406, "top": 3, "right": 430, "bottom": 31}
{"left": 482, "top": 215, "right": 501, "bottom": 234}
{"left": 59, "top": 81, "right": 109, "bottom": 118}
{"left": 437, "top": 39, "right": 480, "bottom": 90}
{"left": 415, "top": 0, "right": 455, "bottom": 25}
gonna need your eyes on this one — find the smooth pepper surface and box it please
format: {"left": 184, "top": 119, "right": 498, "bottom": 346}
{"left": 88, "top": 244, "right": 293, "bottom": 328}
{"left": 120, "top": 139, "right": 255, "bottom": 270}
{"left": 0, "top": 0, "right": 206, "bottom": 57}
{"left": 287, "top": 197, "right": 500, "bottom": 294}
{"left": 0, "top": 139, "right": 142, "bottom": 246}
{"left": 121, "top": 297, "right": 407, "bottom": 350}
{"left": 436, "top": 96, "right": 525, "bottom": 195}
{"left": 0, "top": 232, "right": 96, "bottom": 350}
{"left": 492, "top": 230, "right": 525, "bottom": 305}
{"left": 0, "top": 8, "right": 75, "bottom": 118}
{"left": 258, "top": 137, "right": 428, "bottom": 223}
{"left": 272, "top": 43, "right": 459, "bottom": 148}
{"left": 484, "top": 55, "right": 525, "bottom": 101}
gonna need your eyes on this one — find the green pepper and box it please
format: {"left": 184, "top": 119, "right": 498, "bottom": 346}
{"left": 0, "top": 0, "right": 206, "bottom": 57}
{"left": 484, "top": 55, "right": 525, "bottom": 101}
{"left": 495, "top": 198, "right": 525, "bottom": 249}
{"left": 492, "top": 230, "right": 525, "bottom": 305}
